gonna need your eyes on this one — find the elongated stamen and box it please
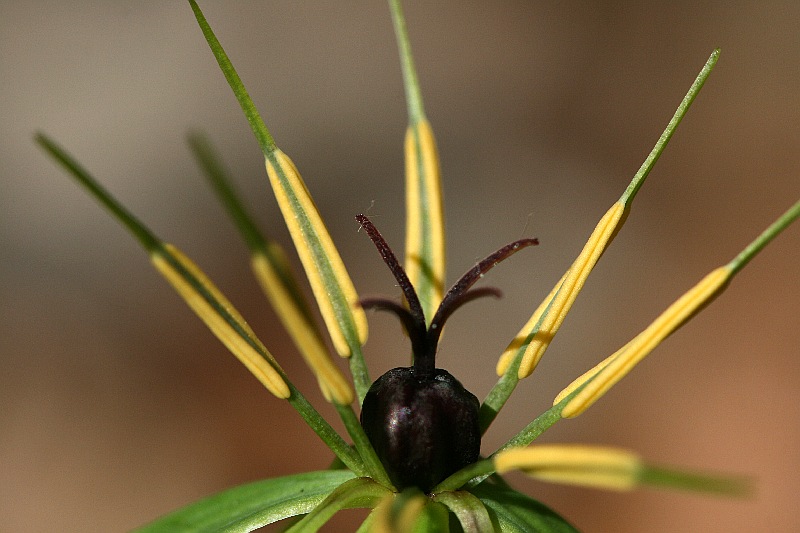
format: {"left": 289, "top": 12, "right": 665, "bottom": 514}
{"left": 37, "top": 132, "right": 367, "bottom": 473}
{"left": 494, "top": 50, "right": 722, "bottom": 386}
{"left": 556, "top": 197, "right": 800, "bottom": 417}
{"left": 496, "top": 445, "right": 643, "bottom": 491}
{"left": 516, "top": 203, "right": 625, "bottom": 379}
{"left": 389, "top": 0, "right": 446, "bottom": 322}
{"left": 268, "top": 153, "right": 368, "bottom": 360}
{"left": 189, "top": 133, "right": 353, "bottom": 405}
{"left": 152, "top": 245, "right": 290, "bottom": 399}
{"left": 495, "top": 445, "right": 751, "bottom": 495}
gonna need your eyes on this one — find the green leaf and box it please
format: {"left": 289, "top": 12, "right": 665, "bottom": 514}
{"left": 134, "top": 470, "right": 356, "bottom": 533}
{"left": 471, "top": 482, "right": 578, "bottom": 533}
{"left": 285, "top": 477, "right": 392, "bottom": 532}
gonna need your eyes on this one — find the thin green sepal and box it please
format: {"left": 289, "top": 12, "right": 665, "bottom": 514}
{"left": 264, "top": 150, "right": 372, "bottom": 399}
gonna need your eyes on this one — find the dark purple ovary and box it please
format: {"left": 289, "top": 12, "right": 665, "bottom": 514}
{"left": 360, "top": 367, "right": 481, "bottom": 493}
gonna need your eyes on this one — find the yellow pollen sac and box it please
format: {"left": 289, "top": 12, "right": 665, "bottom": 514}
{"left": 404, "top": 119, "right": 445, "bottom": 322}
{"left": 251, "top": 251, "right": 353, "bottom": 405}
{"left": 265, "top": 150, "right": 368, "bottom": 357}
{"left": 560, "top": 265, "right": 732, "bottom": 418}
{"left": 151, "top": 244, "right": 290, "bottom": 399}
{"left": 506, "top": 201, "right": 626, "bottom": 379}
{"left": 553, "top": 340, "right": 631, "bottom": 405}
{"left": 495, "top": 445, "right": 643, "bottom": 491}
{"left": 496, "top": 273, "right": 565, "bottom": 376}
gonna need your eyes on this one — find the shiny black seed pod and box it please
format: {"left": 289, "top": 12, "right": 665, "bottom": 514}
{"left": 361, "top": 367, "right": 480, "bottom": 492}
{"left": 356, "top": 214, "right": 537, "bottom": 492}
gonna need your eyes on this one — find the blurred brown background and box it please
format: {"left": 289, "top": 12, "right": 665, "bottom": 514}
{"left": 2, "top": 2, "right": 799, "bottom": 531}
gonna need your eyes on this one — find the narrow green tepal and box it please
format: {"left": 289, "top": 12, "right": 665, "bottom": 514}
{"left": 555, "top": 198, "right": 800, "bottom": 419}
{"left": 188, "top": 1, "right": 370, "bottom": 401}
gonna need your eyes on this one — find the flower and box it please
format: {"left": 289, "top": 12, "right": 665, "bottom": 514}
{"left": 36, "top": 1, "right": 799, "bottom": 532}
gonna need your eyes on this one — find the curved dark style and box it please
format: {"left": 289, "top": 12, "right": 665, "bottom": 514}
{"left": 357, "top": 214, "right": 537, "bottom": 492}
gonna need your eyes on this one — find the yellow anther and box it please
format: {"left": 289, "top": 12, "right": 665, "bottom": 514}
{"left": 404, "top": 119, "right": 445, "bottom": 321}
{"left": 151, "top": 244, "right": 290, "bottom": 399}
{"left": 495, "top": 445, "right": 642, "bottom": 491}
{"left": 496, "top": 272, "right": 565, "bottom": 376}
{"left": 516, "top": 202, "right": 627, "bottom": 379}
{"left": 251, "top": 251, "right": 353, "bottom": 405}
{"left": 561, "top": 266, "right": 732, "bottom": 418}
{"left": 266, "top": 149, "right": 368, "bottom": 356}
{"left": 553, "top": 340, "right": 631, "bottom": 405}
